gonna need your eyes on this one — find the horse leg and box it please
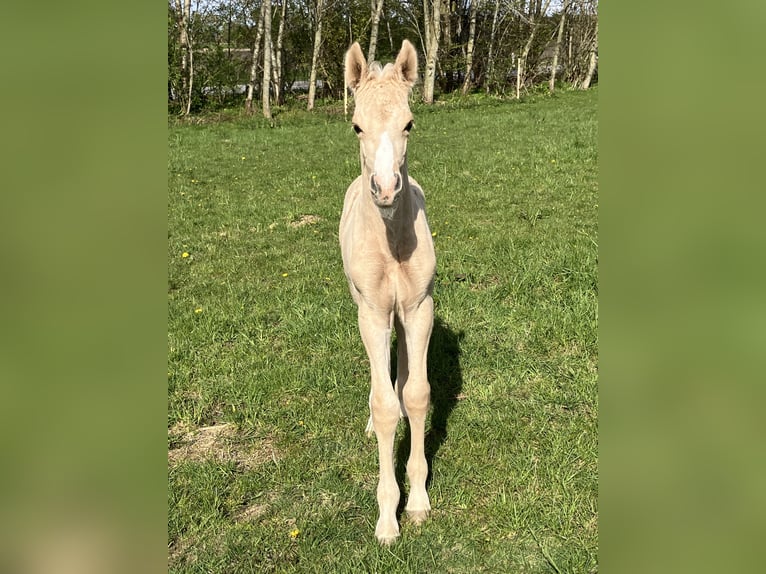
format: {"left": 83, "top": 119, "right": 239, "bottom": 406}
{"left": 358, "top": 305, "right": 401, "bottom": 544}
{"left": 394, "top": 315, "right": 409, "bottom": 417}
{"left": 400, "top": 296, "right": 434, "bottom": 524}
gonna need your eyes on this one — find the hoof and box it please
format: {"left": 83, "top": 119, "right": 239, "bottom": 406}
{"left": 376, "top": 533, "right": 399, "bottom": 546}
{"left": 375, "top": 518, "right": 399, "bottom": 545}
{"left": 406, "top": 509, "right": 430, "bottom": 525}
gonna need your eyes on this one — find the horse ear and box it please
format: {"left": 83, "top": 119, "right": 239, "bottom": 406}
{"left": 345, "top": 42, "right": 367, "bottom": 92}
{"left": 395, "top": 40, "right": 418, "bottom": 87}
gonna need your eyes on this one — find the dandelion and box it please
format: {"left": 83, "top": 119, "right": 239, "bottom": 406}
{"left": 431, "top": 231, "right": 437, "bottom": 237}
{"left": 182, "top": 252, "right": 190, "bottom": 258}
{"left": 241, "top": 156, "right": 246, "bottom": 160}
{"left": 289, "top": 528, "right": 300, "bottom": 539}
{"left": 298, "top": 420, "right": 304, "bottom": 426}
{"left": 194, "top": 308, "right": 203, "bottom": 314}
{"left": 282, "top": 272, "right": 289, "bottom": 277}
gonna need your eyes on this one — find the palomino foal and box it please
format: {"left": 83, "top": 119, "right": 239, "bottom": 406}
{"left": 340, "top": 40, "right": 436, "bottom": 545}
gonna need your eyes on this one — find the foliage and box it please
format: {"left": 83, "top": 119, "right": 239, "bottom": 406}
{"left": 168, "top": 0, "right": 598, "bottom": 113}
{"left": 168, "top": 88, "right": 598, "bottom": 572}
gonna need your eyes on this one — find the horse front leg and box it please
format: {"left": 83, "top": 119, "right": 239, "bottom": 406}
{"left": 400, "top": 295, "right": 434, "bottom": 524}
{"left": 357, "top": 304, "right": 400, "bottom": 545}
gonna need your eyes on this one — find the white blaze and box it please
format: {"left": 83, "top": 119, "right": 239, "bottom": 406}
{"left": 373, "top": 132, "right": 396, "bottom": 190}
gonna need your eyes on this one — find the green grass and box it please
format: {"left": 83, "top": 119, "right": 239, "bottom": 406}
{"left": 168, "top": 88, "right": 598, "bottom": 573}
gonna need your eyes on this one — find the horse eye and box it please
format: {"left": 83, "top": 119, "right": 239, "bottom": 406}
{"left": 353, "top": 124, "right": 363, "bottom": 135}
{"left": 404, "top": 121, "right": 414, "bottom": 133}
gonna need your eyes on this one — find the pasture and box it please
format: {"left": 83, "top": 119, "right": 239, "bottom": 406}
{"left": 168, "top": 88, "right": 598, "bottom": 573}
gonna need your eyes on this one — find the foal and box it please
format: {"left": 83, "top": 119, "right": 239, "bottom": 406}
{"left": 340, "top": 40, "right": 436, "bottom": 545}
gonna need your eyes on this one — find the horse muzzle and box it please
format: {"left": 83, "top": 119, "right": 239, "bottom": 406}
{"left": 370, "top": 172, "right": 402, "bottom": 206}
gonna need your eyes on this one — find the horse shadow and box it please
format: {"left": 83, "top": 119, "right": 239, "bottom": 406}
{"left": 393, "top": 316, "right": 465, "bottom": 516}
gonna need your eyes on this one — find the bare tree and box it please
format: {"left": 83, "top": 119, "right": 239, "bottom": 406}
{"left": 367, "top": 0, "right": 385, "bottom": 64}
{"left": 174, "top": 0, "right": 193, "bottom": 114}
{"left": 273, "top": 0, "right": 287, "bottom": 104}
{"left": 245, "top": 2, "right": 266, "bottom": 114}
{"left": 461, "top": 0, "right": 479, "bottom": 95}
{"left": 262, "top": 0, "right": 273, "bottom": 119}
{"left": 422, "top": 0, "right": 441, "bottom": 103}
{"left": 518, "top": 0, "right": 552, "bottom": 93}
{"left": 549, "top": 0, "right": 570, "bottom": 92}
{"left": 581, "top": 17, "right": 597, "bottom": 88}
{"left": 307, "top": 0, "right": 325, "bottom": 111}
{"left": 485, "top": 0, "right": 500, "bottom": 93}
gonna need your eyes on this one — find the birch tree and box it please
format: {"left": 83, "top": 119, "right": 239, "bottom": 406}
{"left": 461, "top": 0, "right": 479, "bottom": 95}
{"left": 581, "top": 17, "right": 598, "bottom": 89}
{"left": 485, "top": 0, "right": 500, "bottom": 93}
{"left": 549, "top": 0, "right": 569, "bottom": 92}
{"left": 245, "top": 2, "right": 266, "bottom": 114}
{"left": 174, "top": 0, "right": 193, "bottom": 114}
{"left": 422, "top": 0, "right": 441, "bottom": 103}
{"left": 272, "top": 0, "right": 287, "bottom": 105}
{"left": 367, "top": 0, "right": 384, "bottom": 64}
{"left": 262, "top": 0, "right": 272, "bottom": 119}
{"left": 307, "top": 0, "right": 325, "bottom": 111}
{"left": 518, "top": 0, "right": 552, "bottom": 93}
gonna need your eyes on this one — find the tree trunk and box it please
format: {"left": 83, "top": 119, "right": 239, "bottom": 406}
{"left": 245, "top": 2, "right": 266, "bottom": 114}
{"left": 174, "top": 0, "right": 193, "bottom": 115}
{"left": 422, "top": 0, "right": 441, "bottom": 104}
{"left": 262, "top": 0, "right": 272, "bottom": 119}
{"left": 273, "top": 0, "right": 287, "bottom": 105}
{"left": 581, "top": 18, "right": 598, "bottom": 89}
{"left": 461, "top": 0, "right": 478, "bottom": 95}
{"left": 549, "top": 1, "right": 568, "bottom": 93}
{"left": 519, "top": 0, "right": 552, "bottom": 92}
{"left": 307, "top": 0, "right": 325, "bottom": 111}
{"left": 485, "top": 0, "right": 500, "bottom": 93}
{"left": 367, "top": 0, "right": 384, "bottom": 64}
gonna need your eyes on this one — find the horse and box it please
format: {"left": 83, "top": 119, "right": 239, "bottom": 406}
{"left": 340, "top": 40, "right": 437, "bottom": 545}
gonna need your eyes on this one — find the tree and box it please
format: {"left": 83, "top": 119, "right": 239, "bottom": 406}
{"left": 581, "top": 17, "right": 597, "bottom": 89}
{"left": 461, "top": 0, "right": 479, "bottom": 95}
{"left": 367, "top": 0, "right": 385, "bottom": 64}
{"left": 307, "top": 0, "right": 325, "bottom": 111}
{"left": 518, "top": 0, "right": 552, "bottom": 95}
{"left": 273, "top": 0, "right": 288, "bottom": 105}
{"left": 173, "top": 0, "right": 193, "bottom": 114}
{"left": 422, "top": 0, "right": 441, "bottom": 103}
{"left": 549, "top": 0, "right": 570, "bottom": 92}
{"left": 245, "top": 2, "right": 266, "bottom": 114}
{"left": 485, "top": 0, "right": 500, "bottom": 93}
{"left": 262, "top": 0, "right": 273, "bottom": 119}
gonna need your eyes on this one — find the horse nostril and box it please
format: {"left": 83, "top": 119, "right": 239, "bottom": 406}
{"left": 370, "top": 173, "right": 379, "bottom": 195}
{"left": 393, "top": 173, "right": 402, "bottom": 192}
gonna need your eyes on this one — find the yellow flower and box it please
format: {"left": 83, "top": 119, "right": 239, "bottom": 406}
{"left": 182, "top": 252, "right": 190, "bottom": 258}
{"left": 431, "top": 231, "right": 437, "bottom": 237}
{"left": 194, "top": 308, "right": 203, "bottom": 314}
{"left": 241, "top": 156, "right": 246, "bottom": 160}
{"left": 282, "top": 273, "right": 288, "bottom": 277}
{"left": 289, "top": 528, "right": 300, "bottom": 539}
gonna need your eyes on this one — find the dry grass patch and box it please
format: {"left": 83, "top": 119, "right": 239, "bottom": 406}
{"left": 168, "top": 422, "right": 278, "bottom": 470}
{"left": 288, "top": 214, "right": 321, "bottom": 228}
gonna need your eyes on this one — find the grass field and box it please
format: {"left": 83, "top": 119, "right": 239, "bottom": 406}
{"left": 168, "top": 87, "right": 598, "bottom": 573}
